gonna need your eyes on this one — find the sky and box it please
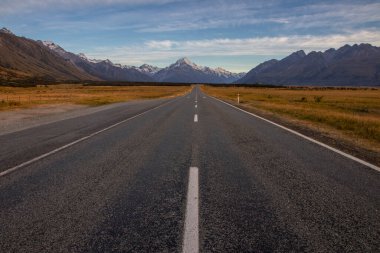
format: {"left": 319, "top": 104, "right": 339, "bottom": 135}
{"left": 1, "top": 0, "right": 380, "bottom": 72}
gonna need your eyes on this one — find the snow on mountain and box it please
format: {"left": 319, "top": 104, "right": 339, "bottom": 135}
{"left": 77, "top": 53, "right": 104, "bottom": 64}
{"left": 207, "top": 66, "right": 245, "bottom": 79}
{"left": 169, "top": 57, "right": 201, "bottom": 70}
{"left": 136, "top": 64, "right": 162, "bottom": 76}
{"left": 39, "top": 40, "right": 243, "bottom": 83}
{"left": 154, "top": 57, "right": 245, "bottom": 83}
{"left": 39, "top": 40, "right": 153, "bottom": 82}
{"left": 40, "top": 41, "right": 67, "bottom": 55}
{"left": 0, "top": 27, "right": 14, "bottom": 35}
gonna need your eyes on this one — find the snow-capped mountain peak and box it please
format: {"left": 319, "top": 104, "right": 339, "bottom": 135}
{"left": 177, "top": 57, "right": 192, "bottom": 65}
{"left": 155, "top": 57, "right": 246, "bottom": 83}
{"left": 136, "top": 64, "right": 162, "bottom": 76}
{"left": 41, "top": 41, "right": 65, "bottom": 52}
{"left": 140, "top": 64, "right": 160, "bottom": 71}
{"left": 98, "top": 59, "right": 131, "bottom": 69}
{"left": 39, "top": 41, "right": 102, "bottom": 64}
{"left": 78, "top": 53, "right": 88, "bottom": 60}
{"left": 215, "top": 67, "right": 229, "bottom": 74}
{"left": 0, "top": 27, "right": 14, "bottom": 35}
{"left": 171, "top": 57, "right": 200, "bottom": 69}
{"left": 77, "top": 53, "right": 103, "bottom": 64}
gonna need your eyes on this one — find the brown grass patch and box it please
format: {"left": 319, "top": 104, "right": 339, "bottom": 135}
{"left": 202, "top": 85, "right": 380, "bottom": 154}
{"left": 0, "top": 84, "right": 191, "bottom": 110}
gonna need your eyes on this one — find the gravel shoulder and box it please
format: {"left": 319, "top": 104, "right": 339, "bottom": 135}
{"left": 0, "top": 103, "right": 132, "bottom": 136}
{"left": 221, "top": 99, "right": 380, "bottom": 166}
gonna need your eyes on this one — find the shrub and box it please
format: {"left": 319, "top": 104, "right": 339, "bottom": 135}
{"left": 314, "top": 96, "right": 323, "bottom": 103}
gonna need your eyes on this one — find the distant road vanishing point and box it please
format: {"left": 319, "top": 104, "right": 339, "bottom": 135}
{"left": 0, "top": 86, "right": 379, "bottom": 252}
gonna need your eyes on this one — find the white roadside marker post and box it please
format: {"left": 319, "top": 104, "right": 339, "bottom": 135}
{"left": 238, "top": 93, "right": 240, "bottom": 104}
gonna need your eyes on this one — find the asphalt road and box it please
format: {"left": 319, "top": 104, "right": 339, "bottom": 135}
{"left": 0, "top": 86, "right": 379, "bottom": 252}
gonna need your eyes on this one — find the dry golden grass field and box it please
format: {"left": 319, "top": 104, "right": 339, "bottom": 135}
{"left": 202, "top": 86, "right": 380, "bottom": 155}
{"left": 0, "top": 85, "right": 191, "bottom": 110}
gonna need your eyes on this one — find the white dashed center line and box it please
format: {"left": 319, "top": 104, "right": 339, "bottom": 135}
{"left": 182, "top": 167, "right": 199, "bottom": 253}
{"left": 194, "top": 114, "right": 198, "bottom": 122}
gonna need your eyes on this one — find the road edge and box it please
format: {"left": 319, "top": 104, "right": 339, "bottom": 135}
{"left": 208, "top": 95, "right": 380, "bottom": 172}
{"left": 0, "top": 95, "right": 184, "bottom": 178}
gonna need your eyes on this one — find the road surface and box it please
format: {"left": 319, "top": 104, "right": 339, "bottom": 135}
{"left": 0, "top": 86, "right": 379, "bottom": 252}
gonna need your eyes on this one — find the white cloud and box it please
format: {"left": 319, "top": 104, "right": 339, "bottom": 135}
{"left": 283, "top": 2, "right": 380, "bottom": 30}
{"left": 3, "top": 0, "right": 379, "bottom": 36}
{"left": 136, "top": 1, "right": 289, "bottom": 33}
{"left": 133, "top": 1, "right": 380, "bottom": 33}
{"left": 145, "top": 40, "right": 178, "bottom": 49}
{"left": 0, "top": 0, "right": 180, "bottom": 14}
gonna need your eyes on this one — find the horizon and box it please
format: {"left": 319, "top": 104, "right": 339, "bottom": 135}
{"left": 2, "top": 27, "right": 378, "bottom": 73}
{"left": 1, "top": 0, "right": 380, "bottom": 72}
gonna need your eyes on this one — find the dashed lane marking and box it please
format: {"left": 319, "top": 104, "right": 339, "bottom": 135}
{"left": 182, "top": 167, "right": 199, "bottom": 253}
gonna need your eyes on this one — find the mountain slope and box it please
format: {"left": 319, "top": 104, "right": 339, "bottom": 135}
{"left": 154, "top": 58, "right": 245, "bottom": 83}
{"left": 0, "top": 28, "right": 97, "bottom": 82}
{"left": 40, "top": 41, "right": 154, "bottom": 82}
{"left": 238, "top": 44, "right": 380, "bottom": 86}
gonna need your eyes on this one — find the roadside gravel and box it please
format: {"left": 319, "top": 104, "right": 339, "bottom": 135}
{"left": 0, "top": 103, "right": 130, "bottom": 136}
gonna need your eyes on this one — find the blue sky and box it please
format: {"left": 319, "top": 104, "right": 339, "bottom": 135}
{"left": 1, "top": 0, "right": 380, "bottom": 72}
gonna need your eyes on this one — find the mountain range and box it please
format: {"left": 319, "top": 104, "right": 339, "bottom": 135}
{"left": 42, "top": 41, "right": 245, "bottom": 83}
{"left": 39, "top": 41, "right": 154, "bottom": 82}
{"left": 238, "top": 44, "right": 380, "bottom": 86}
{"left": 1, "top": 27, "right": 379, "bottom": 86}
{"left": 0, "top": 28, "right": 243, "bottom": 83}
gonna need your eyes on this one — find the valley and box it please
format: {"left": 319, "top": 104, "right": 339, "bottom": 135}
{"left": 1, "top": 1, "right": 380, "bottom": 252}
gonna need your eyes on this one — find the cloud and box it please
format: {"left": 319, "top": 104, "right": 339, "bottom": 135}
{"left": 3, "top": 0, "right": 379, "bottom": 72}
{"left": 136, "top": 1, "right": 288, "bottom": 33}
{"left": 0, "top": 0, "right": 180, "bottom": 15}
{"left": 145, "top": 40, "right": 178, "bottom": 49}
{"left": 84, "top": 30, "right": 380, "bottom": 70}
{"left": 3, "top": 0, "right": 379, "bottom": 37}
{"left": 282, "top": 2, "right": 380, "bottom": 30}
{"left": 135, "top": 1, "right": 380, "bottom": 33}
{"left": 138, "top": 17, "right": 287, "bottom": 33}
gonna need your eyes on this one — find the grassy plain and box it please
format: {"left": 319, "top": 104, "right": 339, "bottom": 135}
{"left": 202, "top": 85, "right": 380, "bottom": 154}
{"left": 0, "top": 85, "right": 191, "bottom": 110}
